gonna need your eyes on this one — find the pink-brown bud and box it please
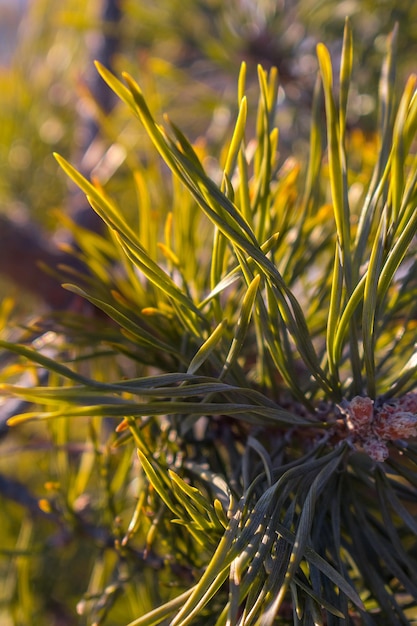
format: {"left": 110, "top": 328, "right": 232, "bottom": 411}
{"left": 361, "top": 437, "right": 389, "bottom": 462}
{"left": 347, "top": 396, "right": 374, "bottom": 430}
{"left": 374, "top": 411, "right": 417, "bottom": 440}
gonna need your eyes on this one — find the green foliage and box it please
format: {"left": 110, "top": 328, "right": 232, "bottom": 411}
{"left": 4, "top": 10, "right": 417, "bottom": 626}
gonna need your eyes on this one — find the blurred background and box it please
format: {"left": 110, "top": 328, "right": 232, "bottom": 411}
{"left": 1, "top": 0, "right": 417, "bottom": 310}
{"left": 1, "top": 1, "right": 417, "bottom": 624}
{"left": 1, "top": 0, "right": 417, "bottom": 312}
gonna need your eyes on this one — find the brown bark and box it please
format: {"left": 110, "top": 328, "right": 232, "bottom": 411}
{"left": 0, "top": 214, "right": 76, "bottom": 309}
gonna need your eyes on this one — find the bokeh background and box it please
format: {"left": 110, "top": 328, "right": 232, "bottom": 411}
{"left": 1, "top": 1, "right": 417, "bottom": 624}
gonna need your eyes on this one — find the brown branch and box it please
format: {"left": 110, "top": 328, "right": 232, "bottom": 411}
{"left": 0, "top": 214, "right": 77, "bottom": 309}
